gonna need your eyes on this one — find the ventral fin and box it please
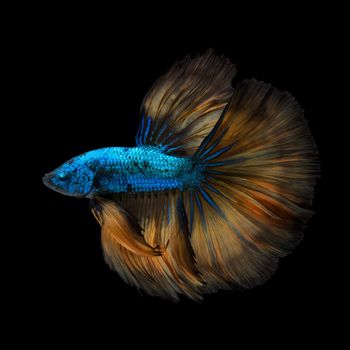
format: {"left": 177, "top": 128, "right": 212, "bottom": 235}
{"left": 91, "top": 199, "right": 162, "bottom": 257}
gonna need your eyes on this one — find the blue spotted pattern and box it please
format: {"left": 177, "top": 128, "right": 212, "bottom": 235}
{"left": 43, "top": 146, "right": 204, "bottom": 197}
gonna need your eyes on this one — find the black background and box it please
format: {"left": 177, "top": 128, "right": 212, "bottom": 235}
{"left": 12, "top": 6, "right": 341, "bottom": 345}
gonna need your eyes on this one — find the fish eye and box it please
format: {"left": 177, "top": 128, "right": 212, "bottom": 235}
{"left": 58, "top": 173, "right": 66, "bottom": 179}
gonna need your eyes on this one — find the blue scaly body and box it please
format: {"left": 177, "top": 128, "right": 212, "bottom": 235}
{"left": 43, "top": 146, "right": 204, "bottom": 197}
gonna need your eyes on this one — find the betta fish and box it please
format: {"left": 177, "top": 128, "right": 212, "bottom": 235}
{"left": 43, "top": 50, "right": 319, "bottom": 301}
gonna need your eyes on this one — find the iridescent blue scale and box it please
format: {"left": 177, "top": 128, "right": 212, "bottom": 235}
{"left": 78, "top": 146, "right": 204, "bottom": 195}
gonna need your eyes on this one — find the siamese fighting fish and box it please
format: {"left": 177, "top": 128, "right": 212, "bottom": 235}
{"left": 43, "top": 50, "right": 319, "bottom": 301}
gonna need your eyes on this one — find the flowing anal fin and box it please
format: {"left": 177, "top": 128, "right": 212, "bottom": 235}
{"left": 90, "top": 199, "right": 162, "bottom": 257}
{"left": 136, "top": 49, "right": 236, "bottom": 156}
{"left": 169, "top": 194, "right": 202, "bottom": 285}
{"left": 91, "top": 193, "right": 204, "bottom": 301}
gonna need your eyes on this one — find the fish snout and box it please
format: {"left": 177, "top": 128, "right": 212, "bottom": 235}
{"left": 42, "top": 173, "right": 54, "bottom": 188}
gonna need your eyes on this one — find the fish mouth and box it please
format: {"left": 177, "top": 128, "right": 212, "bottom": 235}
{"left": 43, "top": 173, "right": 84, "bottom": 197}
{"left": 42, "top": 173, "right": 70, "bottom": 196}
{"left": 42, "top": 173, "right": 53, "bottom": 188}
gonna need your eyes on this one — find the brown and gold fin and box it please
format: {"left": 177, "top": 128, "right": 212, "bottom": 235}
{"left": 91, "top": 193, "right": 204, "bottom": 301}
{"left": 91, "top": 199, "right": 162, "bottom": 257}
{"left": 188, "top": 79, "right": 319, "bottom": 292}
{"left": 136, "top": 49, "right": 236, "bottom": 156}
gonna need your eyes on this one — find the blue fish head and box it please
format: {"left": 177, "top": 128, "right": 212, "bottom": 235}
{"left": 43, "top": 156, "right": 95, "bottom": 197}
